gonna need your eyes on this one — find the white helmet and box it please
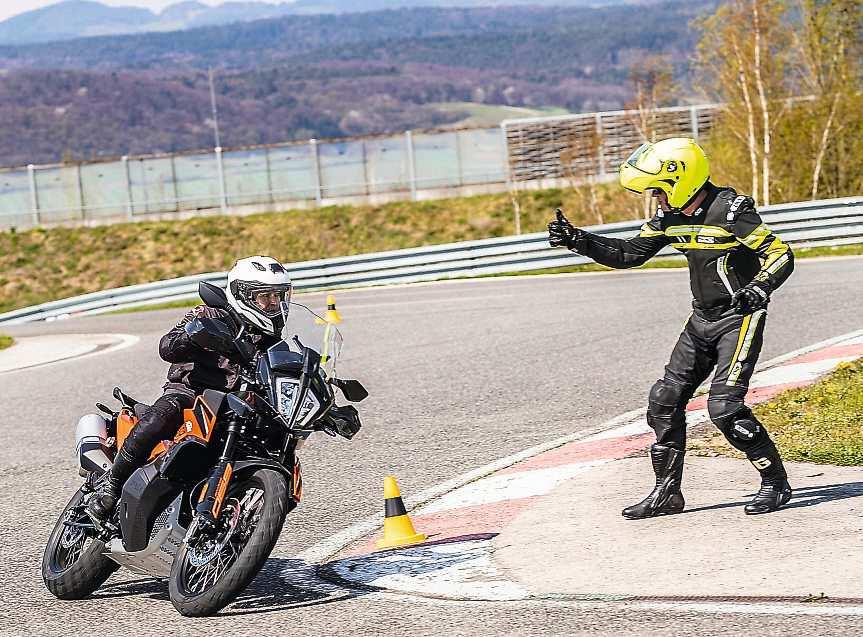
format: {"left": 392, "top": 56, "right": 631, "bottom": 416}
{"left": 226, "top": 256, "right": 293, "bottom": 336}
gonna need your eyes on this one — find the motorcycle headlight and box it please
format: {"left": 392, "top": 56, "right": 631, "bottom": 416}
{"left": 276, "top": 377, "right": 320, "bottom": 426}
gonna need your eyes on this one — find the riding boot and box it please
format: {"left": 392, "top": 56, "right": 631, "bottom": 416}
{"left": 744, "top": 446, "right": 792, "bottom": 515}
{"left": 622, "top": 444, "right": 685, "bottom": 519}
{"left": 86, "top": 446, "right": 136, "bottom": 523}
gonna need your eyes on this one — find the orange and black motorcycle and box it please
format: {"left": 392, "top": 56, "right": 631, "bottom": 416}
{"left": 42, "top": 282, "right": 367, "bottom": 616}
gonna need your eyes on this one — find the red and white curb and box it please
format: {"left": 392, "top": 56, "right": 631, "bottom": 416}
{"left": 290, "top": 329, "right": 863, "bottom": 610}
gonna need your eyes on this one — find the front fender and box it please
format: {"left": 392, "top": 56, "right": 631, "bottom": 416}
{"left": 233, "top": 458, "right": 301, "bottom": 511}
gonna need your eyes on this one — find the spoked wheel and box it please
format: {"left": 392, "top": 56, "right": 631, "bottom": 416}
{"left": 42, "top": 487, "right": 119, "bottom": 599}
{"left": 169, "top": 468, "right": 289, "bottom": 617}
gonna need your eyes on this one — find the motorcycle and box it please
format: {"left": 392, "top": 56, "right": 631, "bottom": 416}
{"left": 42, "top": 282, "right": 367, "bottom": 616}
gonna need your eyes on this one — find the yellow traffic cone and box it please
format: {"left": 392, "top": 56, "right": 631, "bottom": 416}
{"left": 375, "top": 476, "right": 427, "bottom": 549}
{"left": 323, "top": 295, "right": 342, "bottom": 324}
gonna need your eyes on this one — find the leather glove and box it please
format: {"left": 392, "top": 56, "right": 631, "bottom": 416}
{"left": 184, "top": 316, "right": 236, "bottom": 353}
{"left": 319, "top": 405, "right": 362, "bottom": 440}
{"left": 548, "top": 208, "right": 587, "bottom": 251}
{"left": 732, "top": 283, "right": 770, "bottom": 315}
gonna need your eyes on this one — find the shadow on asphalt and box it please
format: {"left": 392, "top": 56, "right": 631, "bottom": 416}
{"left": 680, "top": 480, "right": 863, "bottom": 515}
{"left": 90, "top": 557, "right": 366, "bottom": 615}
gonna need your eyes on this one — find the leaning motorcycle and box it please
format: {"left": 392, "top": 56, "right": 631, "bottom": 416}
{"left": 42, "top": 282, "right": 367, "bottom": 616}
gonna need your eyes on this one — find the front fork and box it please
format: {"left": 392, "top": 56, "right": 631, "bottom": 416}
{"left": 195, "top": 419, "right": 240, "bottom": 528}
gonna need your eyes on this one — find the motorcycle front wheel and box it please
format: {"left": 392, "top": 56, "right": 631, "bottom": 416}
{"left": 168, "top": 468, "right": 289, "bottom": 616}
{"left": 42, "top": 487, "right": 119, "bottom": 599}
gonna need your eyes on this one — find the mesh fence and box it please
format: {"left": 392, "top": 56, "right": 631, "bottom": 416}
{"left": 0, "top": 104, "right": 720, "bottom": 229}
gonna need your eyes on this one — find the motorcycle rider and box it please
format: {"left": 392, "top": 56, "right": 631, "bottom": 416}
{"left": 87, "top": 255, "right": 293, "bottom": 525}
{"left": 548, "top": 137, "right": 794, "bottom": 517}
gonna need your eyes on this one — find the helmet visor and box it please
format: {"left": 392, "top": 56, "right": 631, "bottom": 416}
{"left": 625, "top": 142, "right": 663, "bottom": 175}
{"left": 244, "top": 284, "right": 293, "bottom": 318}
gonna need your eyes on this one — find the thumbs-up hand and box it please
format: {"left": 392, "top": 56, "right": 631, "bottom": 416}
{"left": 548, "top": 208, "right": 585, "bottom": 250}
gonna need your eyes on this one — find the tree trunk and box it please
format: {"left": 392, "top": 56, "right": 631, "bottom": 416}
{"left": 811, "top": 92, "right": 840, "bottom": 199}
{"left": 752, "top": 0, "right": 771, "bottom": 206}
{"left": 732, "top": 36, "right": 760, "bottom": 203}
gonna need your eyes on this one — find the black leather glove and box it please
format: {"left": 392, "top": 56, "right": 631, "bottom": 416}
{"left": 548, "top": 208, "right": 587, "bottom": 251}
{"left": 732, "top": 283, "right": 770, "bottom": 315}
{"left": 320, "top": 405, "right": 362, "bottom": 440}
{"left": 184, "top": 316, "right": 236, "bottom": 353}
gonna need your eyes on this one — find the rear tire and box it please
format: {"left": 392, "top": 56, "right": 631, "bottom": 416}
{"left": 168, "top": 468, "right": 289, "bottom": 617}
{"left": 42, "top": 487, "right": 119, "bottom": 599}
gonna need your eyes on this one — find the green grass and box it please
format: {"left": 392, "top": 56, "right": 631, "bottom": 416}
{"left": 0, "top": 184, "right": 644, "bottom": 314}
{"left": 2, "top": 177, "right": 861, "bottom": 316}
{"left": 433, "top": 102, "right": 570, "bottom": 126}
{"left": 690, "top": 358, "right": 863, "bottom": 466}
{"left": 0, "top": 334, "right": 13, "bottom": 350}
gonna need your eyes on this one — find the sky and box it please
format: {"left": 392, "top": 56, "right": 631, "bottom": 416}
{"left": 0, "top": 1, "right": 291, "bottom": 23}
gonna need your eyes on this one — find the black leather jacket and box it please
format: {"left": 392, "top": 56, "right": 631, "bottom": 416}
{"left": 570, "top": 183, "right": 794, "bottom": 317}
{"left": 160, "top": 305, "right": 278, "bottom": 393}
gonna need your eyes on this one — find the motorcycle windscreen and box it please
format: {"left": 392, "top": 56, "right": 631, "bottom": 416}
{"left": 276, "top": 302, "right": 343, "bottom": 378}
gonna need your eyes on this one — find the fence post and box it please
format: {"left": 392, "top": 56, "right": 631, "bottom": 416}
{"left": 500, "top": 122, "right": 521, "bottom": 235}
{"left": 121, "top": 156, "right": 133, "bottom": 220}
{"left": 453, "top": 131, "right": 464, "bottom": 187}
{"left": 27, "top": 164, "right": 39, "bottom": 227}
{"left": 75, "top": 163, "right": 85, "bottom": 221}
{"left": 405, "top": 130, "right": 417, "bottom": 200}
{"left": 310, "top": 138, "right": 322, "bottom": 206}
{"left": 690, "top": 105, "right": 700, "bottom": 141}
{"left": 215, "top": 146, "right": 228, "bottom": 213}
{"left": 595, "top": 113, "right": 607, "bottom": 179}
{"left": 265, "top": 147, "right": 275, "bottom": 204}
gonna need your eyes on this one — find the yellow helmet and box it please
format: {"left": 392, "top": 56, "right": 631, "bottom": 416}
{"left": 618, "top": 137, "right": 709, "bottom": 209}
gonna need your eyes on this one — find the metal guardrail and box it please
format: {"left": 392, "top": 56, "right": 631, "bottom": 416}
{"left": 1, "top": 196, "right": 861, "bottom": 325}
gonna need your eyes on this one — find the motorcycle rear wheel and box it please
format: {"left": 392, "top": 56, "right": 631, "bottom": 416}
{"left": 42, "top": 487, "right": 119, "bottom": 599}
{"left": 168, "top": 468, "right": 289, "bottom": 616}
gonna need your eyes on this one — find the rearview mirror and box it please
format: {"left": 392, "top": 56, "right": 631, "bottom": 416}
{"left": 335, "top": 379, "right": 368, "bottom": 402}
{"left": 199, "top": 281, "right": 228, "bottom": 309}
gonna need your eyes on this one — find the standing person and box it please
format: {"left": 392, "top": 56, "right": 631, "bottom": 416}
{"left": 548, "top": 137, "right": 794, "bottom": 517}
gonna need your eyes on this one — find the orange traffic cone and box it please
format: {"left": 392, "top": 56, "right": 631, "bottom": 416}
{"left": 375, "top": 476, "right": 427, "bottom": 549}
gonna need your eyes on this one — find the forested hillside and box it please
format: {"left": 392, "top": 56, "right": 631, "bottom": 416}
{"left": 0, "top": 3, "right": 713, "bottom": 167}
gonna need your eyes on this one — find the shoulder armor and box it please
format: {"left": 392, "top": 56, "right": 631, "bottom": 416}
{"left": 716, "top": 188, "right": 754, "bottom": 223}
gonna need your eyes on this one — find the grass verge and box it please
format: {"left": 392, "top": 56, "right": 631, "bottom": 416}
{"left": 689, "top": 358, "right": 863, "bottom": 466}
{"left": 0, "top": 184, "right": 643, "bottom": 315}
{"left": 0, "top": 334, "right": 13, "bottom": 350}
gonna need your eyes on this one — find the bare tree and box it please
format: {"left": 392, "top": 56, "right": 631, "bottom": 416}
{"left": 793, "top": 0, "right": 861, "bottom": 199}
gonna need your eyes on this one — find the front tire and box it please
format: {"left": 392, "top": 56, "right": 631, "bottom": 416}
{"left": 168, "top": 468, "right": 289, "bottom": 617}
{"left": 42, "top": 487, "right": 119, "bottom": 599}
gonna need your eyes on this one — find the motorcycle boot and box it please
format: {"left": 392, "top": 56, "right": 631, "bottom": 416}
{"left": 622, "top": 444, "right": 685, "bottom": 519}
{"left": 744, "top": 446, "right": 792, "bottom": 515}
{"left": 86, "top": 446, "right": 135, "bottom": 525}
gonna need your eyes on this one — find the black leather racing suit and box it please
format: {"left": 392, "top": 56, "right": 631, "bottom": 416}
{"left": 109, "top": 305, "right": 278, "bottom": 491}
{"left": 568, "top": 183, "right": 794, "bottom": 477}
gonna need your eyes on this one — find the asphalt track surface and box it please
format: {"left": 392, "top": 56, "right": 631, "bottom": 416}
{"left": 2, "top": 257, "right": 863, "bottom": 636}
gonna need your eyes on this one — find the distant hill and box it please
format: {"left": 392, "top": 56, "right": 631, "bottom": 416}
{"left": 0, "top": 0, "right": 634, "bottom": 46}
{"left": 0, "top": 3, "right": 714, "bottom": 168}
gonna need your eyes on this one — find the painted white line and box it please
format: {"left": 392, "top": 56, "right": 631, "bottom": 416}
{"left": 629, "top": 600, "right": 863, "bottom": 617}
{"left": 750, "top": 357, "right": 862, "bottom": 388}
{"left": 0, "top": 333, "right": 139, "bottom": 373}
{"left": 418, "top": 461, "right": 605, "bottom": 515}
{"left": 327, "top": 539, "right": 530, "bottom": 601}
